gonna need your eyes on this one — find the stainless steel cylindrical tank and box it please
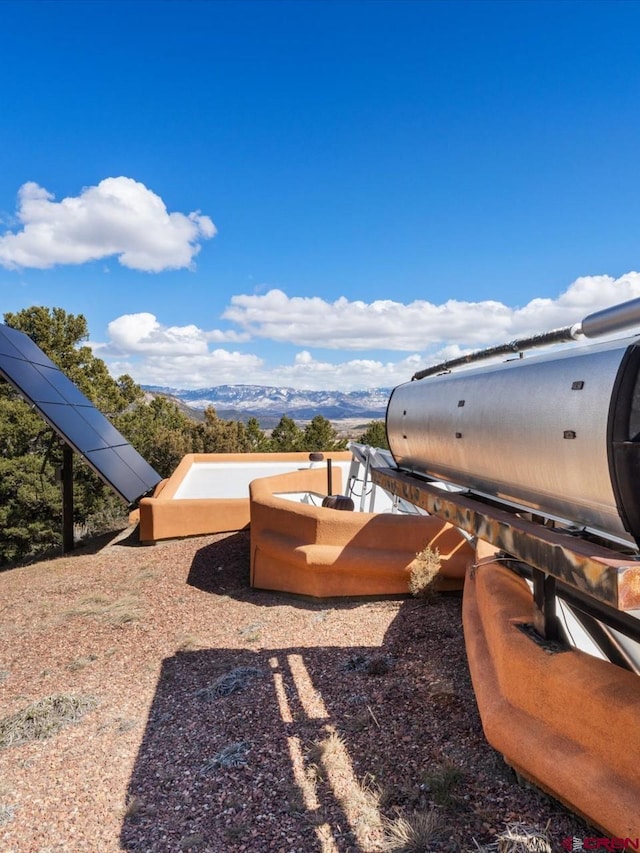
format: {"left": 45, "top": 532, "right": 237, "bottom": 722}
{"left": 386, "top": 336, "right": 640, "bottom": 546}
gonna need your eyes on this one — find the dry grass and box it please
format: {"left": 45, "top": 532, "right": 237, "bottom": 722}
{"left": 0, "top": 694, "right": 97, "bottom": 749}
{"left": 238, "top": 620, "right": 264, "bottom": 643}
{"left": 382, "top": 807, "right": 442, "bottom": 852}
{"left": 408, "top": 546, "right": 441, "bottom": 599}
{"left": 200, "top": 741, "right": 251, "bottom": 773}
{"left": 306, "top": 727, "right": 385, "bottom": 848}
{"left": 123, "top": 796, "right": 142, "bottom": 819}
{"left": 475, "top": 822, "right": 553, "bottom": 853}
{"left": 421, "top": 761, "right": 464, "bottom": 806}
{"left": 0, "top": 804, "right": 15, "bottom": 827}
{"left": 194, "top": 666, "right": 262, "bottom": 700}
{"left": 342, "top": 652, "right": 393, "bottom": 675}
{"left": 66, "top": 654, "right": 98, "bottom": 671}
{"left": 65, "top": 594, "right": 143, "bottom": 625}
{"left": 175, "top": 633, "right": 205, "bottom": 651}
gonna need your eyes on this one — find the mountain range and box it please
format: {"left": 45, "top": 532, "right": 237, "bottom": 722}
{"left": 141, "top": 384, "right": 391, "bottom": 425}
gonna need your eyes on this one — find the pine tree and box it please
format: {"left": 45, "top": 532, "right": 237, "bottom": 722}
{"left": 270, "top": 415, "right": 303, "bottom": 451}
{"left": 1, "top": 306, "right": 141, "bottom": 564}
{"left": 357, "top": 420, "right": 389, "bottom": 450}
{"left": 301, "top": 415, "right": 347, "bottom": 452}
{"left": 114, "top": 395, "right": 198, "bottom": 478}
{"left": 245, "top": 417, "right": 270, "bottom": 452}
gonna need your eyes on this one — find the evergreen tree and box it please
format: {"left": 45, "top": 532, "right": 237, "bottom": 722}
{"left": 193, "top": 406, "right": 250, "bottom": 454}
{"left": 114, "top": 395, "right": 198, "bottom": 478}
{"left": 245, "top": 417, "right": 270, "bottom": 452}
{"left": 269, "top": 415, "right": 303, "bottom": 452}
{"left": 1, "top": 306, "right": 141, "bottom": 565}
{"left": 0, "top": 454, "right": 62, "bottom": 564}
{"left": 357, "top": 420, "right": 389, "bottom": 450}
{"left": 301, "top": 415, "right": 347, "bottom": 452}
{"left": 4, "top": 306, "right": 141, "bottom": 413}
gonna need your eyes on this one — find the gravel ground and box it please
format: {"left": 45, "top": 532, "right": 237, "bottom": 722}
{"left": 0, "top": 528, "right": 588, "bottom": 852}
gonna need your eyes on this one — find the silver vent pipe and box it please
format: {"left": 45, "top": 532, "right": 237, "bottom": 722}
{"left": 575, "top": 296, "right": 640, "bottom": 339}
{"left": 412, "top": 296, "right": 640, "bottom": 382}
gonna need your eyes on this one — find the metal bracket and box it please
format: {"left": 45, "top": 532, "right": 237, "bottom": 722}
{"left": 532, "top": 569, "right": 559, "bottom": 640}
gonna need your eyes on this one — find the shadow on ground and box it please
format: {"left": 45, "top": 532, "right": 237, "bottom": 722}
{"left": 118, "top": 593, "right": 585, "bottom": 853}
{"left": 186, "top": 532, "right": 407, "bottom": 612}
{"left": 120, "top": 531, "right": 586, "bottom": 852}
{"left": 186, "top": 531, "right": 252, "bottom": 595}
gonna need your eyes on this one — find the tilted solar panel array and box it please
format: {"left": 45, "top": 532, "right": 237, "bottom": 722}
{"left": 0, "top": 323, "right": 162, "bottom": 504}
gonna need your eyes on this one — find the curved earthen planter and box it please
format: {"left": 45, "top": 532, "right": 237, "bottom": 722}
{"left": 463, "top": 542, "right": 640, "bottom": 835}
{"left": 249, "top": 466, "right": 474, "bottom": 597}
{"left": 136, "top": 452, "right": 352, "bottom": 543}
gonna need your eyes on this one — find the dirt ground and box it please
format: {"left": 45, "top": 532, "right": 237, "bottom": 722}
{"left": 0, "top": 527, "right": 588, "bottom": 852}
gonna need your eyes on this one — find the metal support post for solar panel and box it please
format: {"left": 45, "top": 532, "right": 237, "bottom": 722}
{"left": 532, "top": 568, "right": 558, "bottom": 640}
{"left": 61, "top": 443, "right": 74, "bottom": 553}
{"left": 361, "top": 452, "right": 371, "bottom": 512}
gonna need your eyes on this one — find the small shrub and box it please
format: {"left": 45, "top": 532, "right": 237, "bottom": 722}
{"left": 306, "top": 729, "right": 350, "bottom": 782}
{"left": 306, "top": 740, "right": 328, "bottom": 781}
{"left": 242, "top": 629, "right": 261, "bottom": 644}
{"left": 344, "top": 709, "right": 371, "bottom": 732}
{"left": 382, "top": 807, "right": 442, "bottom": 852}
{"left": 408, "top": 546, "right": 441, "bottom": 600}
{"left": 238, "top": 621, "right": 263, "bottom": 642}
{"left": 195, "top": 667, "right": 261, "bottom": 700}
{"left": 123, "top": 795, "right": 142, "bottom": 818}
{"left": 341, "top": 653, "right": 393, "bottom": 675}
{"left": 0, "top": 694, "right": 97, "bottom": 748}
{"left": 115, "top": 718, "right": 138, "bottom": 734}
{"left": 200, "top": 741, "right": 251, "bottom": 773}
{"left": 361, "top": 771, "right": 393, "bottom": 808}
{"left": 475, "top": 822, "right": 552, "bottom": 853}
{"left": 133, "top": 569, "right": 157, "bottom": 583}
{"left": 422, "top": 761, "right": 464, "bottom": 806}
{"left": 0, "top": 803, "right": 16, "bottom": 826}
{"left": 342, "top": 653, "right": 370, "bottom": 672}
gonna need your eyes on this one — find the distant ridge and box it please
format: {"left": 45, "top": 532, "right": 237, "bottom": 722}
{"left": 141, "top": 384, "right": 391, "bottom": 424}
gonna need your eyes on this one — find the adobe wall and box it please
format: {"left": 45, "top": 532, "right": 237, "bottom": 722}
{"left": 463, "top": 541, "right": 640, "bottom": 835}
{"left": 249, "top": 466, "right": 474, "bottom": 597}
{"left": 137, "top": 452, "right": 351, "bottom": 543}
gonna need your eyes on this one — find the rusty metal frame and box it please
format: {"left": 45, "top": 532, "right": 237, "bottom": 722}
{"left": 504, "top": 559, "right": 640, "bottom": 662}
{"left": 371, "top": 467, "right": 640, "bottom": 612}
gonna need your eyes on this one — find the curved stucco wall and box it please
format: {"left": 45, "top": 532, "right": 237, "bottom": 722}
{"left": 249, "top": 467, "right": 474, "bottom": 597}
{"left": 463, "top": 541, "right": 640, "bottom": 835}
{"left": 137, "top": 452, "right": 352, "bottom": 543}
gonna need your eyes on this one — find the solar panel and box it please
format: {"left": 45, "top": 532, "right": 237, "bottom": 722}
{"left": 0, "top": 322, "right": 59, "bottom": 366}
{"left": 0, "top": 323, "right": 162, "bottom": 504}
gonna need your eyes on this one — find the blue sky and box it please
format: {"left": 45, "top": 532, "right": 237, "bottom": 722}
{"left": 3, "top": 0, "right": 640, "bottom": 390}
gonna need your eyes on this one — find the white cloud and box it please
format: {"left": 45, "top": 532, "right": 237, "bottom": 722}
{"left": 106, "top": 313, "right": 247, "bottom": 356}
{"left": 106, "top": 349, "right": 423, "bottom": 392}
{"left": 262, "top": 351, "right": 427, "bottom": 390}
{"left": 222, "top": 272, "right": 640, "bottom": 351}
{"left": 98, "top": 271, "right": 640, "bottom": 391}
{"left": 109, "top": 349, "right": 264, "bottom": 389}
{"left": 0, "top": 178, "right": 216, "bottom": 272}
